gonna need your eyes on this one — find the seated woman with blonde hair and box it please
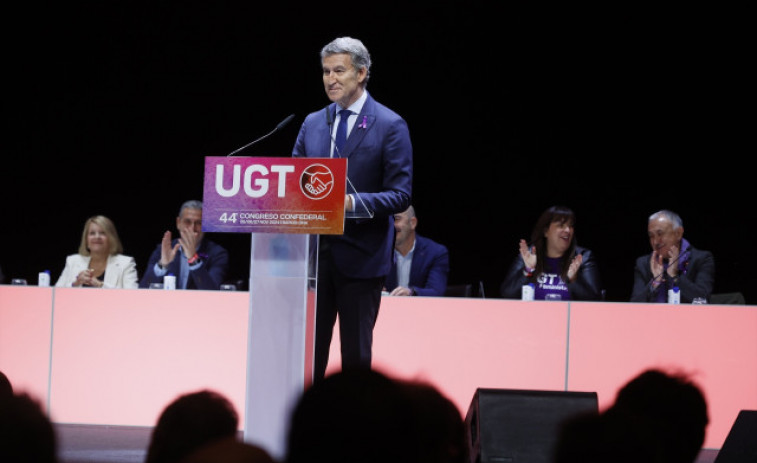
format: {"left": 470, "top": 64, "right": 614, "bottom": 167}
{"left": 56, "top": 215, "right": 139, "bottom": 289}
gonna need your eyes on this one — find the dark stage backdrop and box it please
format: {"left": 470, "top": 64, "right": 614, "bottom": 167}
{"left": 3, "top": 3, "right": 752, "bottom": 303}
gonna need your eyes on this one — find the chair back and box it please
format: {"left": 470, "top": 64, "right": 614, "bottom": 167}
{"left": 709, "top": 292, "right": 746, "bottom": 305}
{"left": 445, "top": 284, "right": 473, "bottom": 298}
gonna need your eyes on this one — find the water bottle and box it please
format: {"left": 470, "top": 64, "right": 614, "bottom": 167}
{"left": 522, "top": 283, "right": 535, "bottom": 301}
{"left": 164, "top": 273, "right": 177, "bottom": 290}
{"left": 668, "top": 286, "right": 680, "bottom": 304}
{"left": 38, "top": 270, "right": 51, "bottom": 287}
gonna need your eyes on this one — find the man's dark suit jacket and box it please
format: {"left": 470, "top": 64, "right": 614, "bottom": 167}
{"left": 385, "top": 234, "right": 449, "bottom": 297}
{"left": 139, "top": 238, "right": 229, "bottom": 290}
{"left": 293, "top": 93, "right": 413, "bottom": 279}
{"left": 630, "top": 245, "right": 714, "bottom": 303}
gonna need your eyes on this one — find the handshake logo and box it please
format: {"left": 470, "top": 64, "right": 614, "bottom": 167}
{"left": 301, "top": 164, "right": 334, "bottom": 200}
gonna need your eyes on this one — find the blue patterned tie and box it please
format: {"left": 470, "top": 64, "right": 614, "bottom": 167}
{"left": 334, "top": 109, "right": 351, "bottom": 156}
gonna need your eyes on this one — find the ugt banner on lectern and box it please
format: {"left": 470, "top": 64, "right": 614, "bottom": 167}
{"left": 202, "top": 156, "right": 347, "bottom": 234}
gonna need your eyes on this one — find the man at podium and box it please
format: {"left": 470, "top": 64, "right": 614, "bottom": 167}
{"left": 293, "top": 36, "right": 413, "bottom": 382}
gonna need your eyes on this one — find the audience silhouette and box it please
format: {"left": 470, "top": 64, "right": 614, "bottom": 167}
{"left": 145, "top": 389, "right": 268, "bottom": 463}
{"left": 399, "top": 378, "right": 467, "bottom": 463}
{"left": 179, "top": 436, "right": 276, "bottom": 463}
{"left": 553, "top": 406, "right": 662, "bottom": 462}
{"left": 285, "top": 367, "right": 466, "bottom": 463}
{"left": 554, "top": 368, "right": 709, "bottom": 463}
{"left": 0, "top": 388, "right": 59, "bottom": 463}
{"left": 612, "top": 368, "right": 709, "bottom": 463}
{"left": 0, "top": 369, "right": 13, "bottom": 399}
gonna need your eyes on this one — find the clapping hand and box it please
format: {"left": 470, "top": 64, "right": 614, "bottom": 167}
{"left": 665, "top": 244, "right": 680, "bottom": 277}
{"left": 74, "top": 269, "right": 103, "bottom": 288}
{"left": 650, "top": 249, "right": 664, "bottom": 277}
{"left": 159, "top": 231, "right": 181, "bottom": 268}
{"left": 519, "top": 239, "right": 537, "bottom": 270}
{"left": 650, "top": 244, "right": 679, "bottom": 279}
{"left": 178, "top": 225, "right": 199, "bottom": 259}
{"left": 567, "top": 254, "right": 584, "bottom": 282}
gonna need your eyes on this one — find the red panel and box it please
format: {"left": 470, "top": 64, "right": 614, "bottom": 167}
{"left": 0, "top": 286, "right": 53, "bottom": 407}
{"left": 328, "top": 297, "right": 571, "bottom": 415}
{"left": 48, "top": 288, "right": 249, "bottom": 427}
{"left": 568, "top": 302, "right": 757, "bottom": 449}
{"left": 2, "top": 287, "right": 755, "bottom": 450}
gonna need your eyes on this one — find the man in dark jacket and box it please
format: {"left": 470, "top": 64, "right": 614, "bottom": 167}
{"left": 384, "top": 205, "right": 449, "bottom": 297}
{"left": 630, "top": 209, "right": 714, "bottom": 303}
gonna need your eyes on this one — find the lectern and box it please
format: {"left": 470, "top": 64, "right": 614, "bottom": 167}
{"left": 203, "top": 156, "right": 358, "bottom": 460}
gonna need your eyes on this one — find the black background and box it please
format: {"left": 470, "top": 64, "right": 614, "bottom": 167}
{"left": 3, "top": 2, "right": 752, "bottom": 302}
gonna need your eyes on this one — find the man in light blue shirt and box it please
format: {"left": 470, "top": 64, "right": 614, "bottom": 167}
{"left": 384, "top": 206, "right": 449, "bottom": 297}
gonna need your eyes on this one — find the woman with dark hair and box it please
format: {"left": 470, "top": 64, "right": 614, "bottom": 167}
{"left": 500, "top": 206, "right": 602, "bottom": 301}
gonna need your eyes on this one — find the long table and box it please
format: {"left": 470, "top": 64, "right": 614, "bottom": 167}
{"left": 1, "top": 286, "right": 755, "bottom": 450}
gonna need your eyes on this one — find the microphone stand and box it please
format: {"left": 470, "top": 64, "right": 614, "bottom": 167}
{"left": 227, "top": 114, "right": 295, "bottom": 157}
{"left": 644, "top": 247, "right": 687, "bottom": 299}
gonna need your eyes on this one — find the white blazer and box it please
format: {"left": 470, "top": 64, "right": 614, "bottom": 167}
{"left": 55, "top": 254, "right": 139, "bottom": 289}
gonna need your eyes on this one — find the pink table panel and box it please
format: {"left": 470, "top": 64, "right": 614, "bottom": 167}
{"left": 48, "top": 288, "right": 249, "bottom": 426}
{"left": 328, "top": 298, "right": 572, "bottom": 415}
{"left": 0, "top": 286, "right": 53, "bottom": 407}
{"left": 2, "top": 287, "right": 755, "bottom": 450}
{"left": 568, "top": 302, "right": 757, "bottom": 449}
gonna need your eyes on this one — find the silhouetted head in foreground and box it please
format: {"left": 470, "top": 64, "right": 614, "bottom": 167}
{"left": 0, "top": 370, "right": 13, "bottom": 399}
{"left": 145, "top": 389, "right": 239, "bottom": 463}
{"left": 179, "top": 436, "right": 275, "bottom": 463}
{"left": 554, "top": 368, "right": 708, "bottom": 463}
{"left": 613, "top": 368, "right": 708, "bottom": 463}
{"left": 286, "top": 368, "right": 466, "bottom": 463}
{"left": 0, "top": 392, "right": 58, "bottom": 463}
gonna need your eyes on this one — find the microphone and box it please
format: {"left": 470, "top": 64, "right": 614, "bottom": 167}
{"left": 325, "top": 104, "right": 333, "bottom": 127}
{"left": 227, "top": 113, "right": 296, "bottom": 157}
{"left": 324, "top": 105, "right": 343, "bottom": 159}
{"left": 275, "top": 113, "right": 295, "bottom": 130}
{"left": 323, "top": 105, "right": 373, "bottom": 219}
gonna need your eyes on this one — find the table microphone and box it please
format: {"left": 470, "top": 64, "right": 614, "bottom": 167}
{"left": 644, "top": 248, "right": 687, "bottom": 296}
